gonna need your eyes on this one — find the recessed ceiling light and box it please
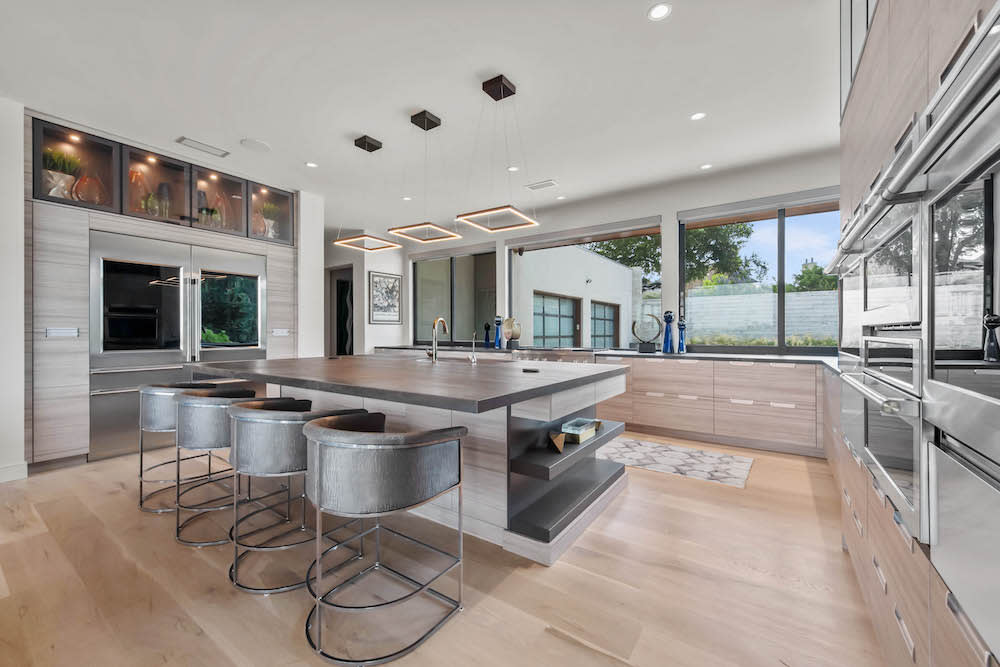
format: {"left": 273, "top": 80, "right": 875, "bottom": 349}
{"left": 147, "top": 155, "right": 157, "bottom": 164}
{"left": 556, "top": 195, "right": 567, "bottom": 200}
{"left": 68, "top": 134, "right": 81, "bottom": 143}
{"left": 690, "top": 112, "right": 707, "bottom": 121}
{"left": 240, "top": 137, "right": 271, "bottom": 153}
{"left": 259, "top": 187, "right": 268, "bottom": 194}
{"left": 700, "top": 164, "right": 713, "bottom": 170}
{"left": 507, "top": 166, "right": 520, "bottom": 172}
{"left": 305, "top": 161, "right": 318, "bottom": 168}
{"left": 209, "top": 173, "right": 218, "bottom": 180}
{"left": 647, "top": 3, "right": 672, "bottom": 21}
{"left": 402, "top": 196, "right": 413, "bottom": 201}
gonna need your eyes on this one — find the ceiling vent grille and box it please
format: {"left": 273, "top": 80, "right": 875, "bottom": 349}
{"left": 525, "top": 179, "right": 558, "bottom": 191}
{"left": 175, "top": 136, "right": 230, "bottom": 158}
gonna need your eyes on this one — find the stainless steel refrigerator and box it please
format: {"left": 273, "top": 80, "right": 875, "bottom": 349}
{"left": 88, "top": 230, "right": 267, "bottom": 459}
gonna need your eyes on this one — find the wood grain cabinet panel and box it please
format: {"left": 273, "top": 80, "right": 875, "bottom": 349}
{"left": 631, "top": 357, "right": 713, "bottom": 396}
{"left": 32, "top": 202, "right": 89, "bottom": 330}
{"left": 714, "top": 361, "right": 817, "bottom": 407}
{"left": 31, "top": 334, "right": 89, "bottom": 462}
{"left": 931, "top": 569, "right": 997, "bottom": 667}
{"left": 713, "top": 398, "right": 816, "bottom": 447}
{"left": 928, "top": 0, "right": 985, "bottom": 90}
{"left": 633, "top": 392, "right": 713, "bottom": 433}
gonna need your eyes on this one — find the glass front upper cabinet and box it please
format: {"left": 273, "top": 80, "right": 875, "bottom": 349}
{"left": 249, "top": 183, "right": 294, "bottom": 244}
{"left": 33, "top": 119, "right": 120, "bottom": 212}
{"left": 123, "top": 146, "right": 191, "bottom": 225}
{"left": 191, "top": 168, "right": 247, "bottom": 236}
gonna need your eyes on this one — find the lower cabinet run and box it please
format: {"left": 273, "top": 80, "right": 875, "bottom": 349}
{"left": 596, "top": 355, "right": 824, "bottom": 456}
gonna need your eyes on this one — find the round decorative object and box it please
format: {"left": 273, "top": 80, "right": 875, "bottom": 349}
{"left": 632, "top": 314, "right": 663, "bottom": 353}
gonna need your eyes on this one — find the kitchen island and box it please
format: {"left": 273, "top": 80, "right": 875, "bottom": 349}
{"left": 193, "top": 356, "right": 628, "bottom": 565}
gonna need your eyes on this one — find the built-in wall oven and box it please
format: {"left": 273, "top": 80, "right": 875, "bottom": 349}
{"left": 860, "top": 202, "right": 921, "bottom": 326}
{"left": 88, "top": 231, "right": 267, "bottom": 459}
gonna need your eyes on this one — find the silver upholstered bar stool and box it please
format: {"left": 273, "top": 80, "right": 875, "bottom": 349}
{"left": 174, "top": 387, "right": 259, "bottom": 547}
{"left": 303, "top": 412, "right": 467, "bottom": 665}
{"left": 227, "top": 399, "right": 367, "bottom": 594}
{"left": 138, "top": 382, "right": 218, "bottom": 513}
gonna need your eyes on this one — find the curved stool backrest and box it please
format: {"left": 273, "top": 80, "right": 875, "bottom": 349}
{"left": 229, "top": 400, "right": 366, "bottom": 476}
{"left": 175, "top": 388, "right": 256, "bottom": 450}
{"left": 304, "top": 413, "right": 467, "bottom": 517}
{"left": 139, "top": 383, "right": 218, "bottom": 431}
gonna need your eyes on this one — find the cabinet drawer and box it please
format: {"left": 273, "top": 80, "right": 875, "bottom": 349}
{"left": 713, "top": 398, "right": 816, "bottom": 446}
{"left": 714, "top": 361, "right": 817, "bottom": 406}
{"left": 931, "top": 569, "right": 997, "bottom": 667}
{"left": 596, "top": 357, "right": 632, "bottom": 391}
{"left": 868, "top": 482, "right": 930, "bottom": 666}
{"left": 843, "top": 489, "right": 879, "bottom": 611}
{"left": 631, "top": 358, "right": 713, "bottom": 396}
{"left": 632, "top": 392, "right": 713, "bottom": 433}
{"left": 597, "top": 395, "right": 632, "bottom": 423}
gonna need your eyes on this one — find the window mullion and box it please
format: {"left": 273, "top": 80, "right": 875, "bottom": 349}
{"left": 777, "top": 208, "right": 786, "bottom": 351}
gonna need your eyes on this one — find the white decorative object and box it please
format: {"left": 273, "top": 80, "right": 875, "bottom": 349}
{"left": 42, "top": 170, "right": 75, "bottom": 199}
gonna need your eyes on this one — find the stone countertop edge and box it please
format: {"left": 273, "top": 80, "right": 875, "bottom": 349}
{"left": 593, "top": 350, "right": 840, "bottom": 372}
{"left": 190, "top": 359, "right": 628, "bottom": 414}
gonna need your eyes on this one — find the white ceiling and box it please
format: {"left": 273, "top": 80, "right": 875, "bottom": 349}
{"left": 1, "top": 0, "right": 839, "bottom": 247}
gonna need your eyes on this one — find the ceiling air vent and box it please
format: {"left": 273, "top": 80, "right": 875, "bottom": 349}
{"left": 525, "top": 179, "right": 558, "bottom": 191}
{"left": 175, "top": 136, "right": 230, "bottom": 158}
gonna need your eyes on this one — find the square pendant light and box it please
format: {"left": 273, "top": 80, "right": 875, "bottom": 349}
{"left": 455, "top": 205, "right": 539, "bottom": 233}
{"left": 387, "top": 222, "right": 462, "bottom": 243}
{"left": 333, "top": 234, "right": 401, "bottom": 252}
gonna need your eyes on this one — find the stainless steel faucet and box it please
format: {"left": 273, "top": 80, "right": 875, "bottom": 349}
{"left": 431, "top": 317, "right": 449, "bottom": 363}
{"left": 469, "top": 331, "right": 478, "bottom": 365}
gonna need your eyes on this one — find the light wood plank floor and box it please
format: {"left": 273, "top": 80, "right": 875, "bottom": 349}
{"left": 0, "top": 432, "right": 883, "bottom": 666}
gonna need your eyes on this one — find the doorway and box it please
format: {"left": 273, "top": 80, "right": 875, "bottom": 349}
{"left": 327, "top": 267, "right": 354, "bottom": 356}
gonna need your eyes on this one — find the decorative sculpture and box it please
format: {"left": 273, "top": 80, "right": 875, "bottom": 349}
{"left": 632, "top": 314, "right": 663, "bottom": 353}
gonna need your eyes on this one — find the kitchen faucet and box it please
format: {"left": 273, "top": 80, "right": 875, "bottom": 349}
{"left": 431, "top": 317, "right": 449, "bottom": 363}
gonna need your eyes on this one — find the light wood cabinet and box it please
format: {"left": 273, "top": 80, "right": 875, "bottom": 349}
{"left": 631, "top": 357, "right": 713, "bottom": 396}
{"left": 633, "top": 392, "right": 713, "bottom": 433}
{"left": 714, "top": 398, "right": 816, "bottom": 447}
{"left": 931, "top": 568, "right": 997, "bottom": 667}
{"left": 595, "top": 356, "right": 632, "bottom": 422}
{"left": 266, "top": 244, "right": 297, "bottom": 360}
{"left": 713, "top": 360, "right": 817, "bottom": 406}
{"left": 30, "top": 202, "right": 90, "bottom": 462}
{"left": 928, "top": 0, "right": 990, "bottom": 89}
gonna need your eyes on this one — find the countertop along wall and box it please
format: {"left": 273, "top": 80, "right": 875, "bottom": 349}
{"left": 0, "top": 96, "right": 26, "bottom": 482}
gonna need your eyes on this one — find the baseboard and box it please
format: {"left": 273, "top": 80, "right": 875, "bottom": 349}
{"left": 0, "top": 460, "right": 28, "bottom": 483}
{"left": 625, "top": 424, "right": 827, "bottom": 459}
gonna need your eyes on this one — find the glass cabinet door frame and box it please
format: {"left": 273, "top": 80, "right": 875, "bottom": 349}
{"left": 190, "top": 167, "right": 248, "bottom": 237}
{"left": 121, "top": 145, "right": 192, "bottom": 226}
{"left": 248, "top": 182, "right": 295, "bottom": 246}
{"left": 32, "top": 118, "right": 121, "bottom": 214}
{"left": 191, "top": 246, "right": 267, "bottom": 362}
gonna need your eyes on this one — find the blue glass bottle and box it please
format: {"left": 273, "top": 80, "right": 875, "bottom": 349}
{"left": 662, "top": 311, "right": 674, "bottom": 354}
{"left": 494, "top": 315, "right": 503, "bottom": 349}
{"left": 677, "top": 317, "right": 686, "bottom": 353}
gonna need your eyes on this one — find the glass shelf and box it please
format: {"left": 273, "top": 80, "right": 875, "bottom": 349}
{"left": 191, "top": 168, "right": 247, "bottom": 236}
{"left": 249, "top": 183, "right": 294, "bottom": 244}
{"left": 123, "top": 146, "right": 191, "bottom": 225}
{"left": 33, "top": 119, "right": 120, "bottom": 212}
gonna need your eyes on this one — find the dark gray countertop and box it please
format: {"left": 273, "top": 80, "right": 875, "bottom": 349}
{"left": 192, "top": 356, "right": 626, "bottom": 413}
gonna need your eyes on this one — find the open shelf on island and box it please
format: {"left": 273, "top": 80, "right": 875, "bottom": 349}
{"left": 510, "top": 420, "right": 624, "bottom": 481}
{"left": 508, "top": 457, "right": 624, "bottom": 543}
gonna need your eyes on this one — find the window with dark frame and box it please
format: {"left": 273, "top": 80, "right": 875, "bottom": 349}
{"left": 533, "top": 291, "right": 579, "bottom": 348}
{"left": 591, "top": 301, "right": 619, "bottom": 349}
{"left": 680, "top": 201, "right": 840, "bottom": 354}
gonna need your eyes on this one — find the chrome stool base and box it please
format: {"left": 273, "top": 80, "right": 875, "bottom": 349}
{"left": 175, "top": 450, "right": 239, "bottom": 547}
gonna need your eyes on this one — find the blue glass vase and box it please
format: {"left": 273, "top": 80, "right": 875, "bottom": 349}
{"left": 494, "top": 316, "right": 502, "bottom": 349}
{"left": 662, "top": 311, "right": 674, "bottom": 354}
{"left": 677, "top": 317, "right": 686, "bottom": 353}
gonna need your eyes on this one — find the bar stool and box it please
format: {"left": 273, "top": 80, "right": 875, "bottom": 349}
{"left": 303, "top": 412, "right": 467, "bottom": 665}
{"left": 174, "top": 387, "right": 259, "bottom": 547}
{"left": 227, "top": 398, "right": 367, "bottom": 594}
{"left": 138, "top": 382, "right": 218, "bottom": 513}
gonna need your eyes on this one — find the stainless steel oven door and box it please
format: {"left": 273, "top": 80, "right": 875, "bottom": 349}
{"left": 932, "top": 434, "right": 1000, "bottom": 654}
{"left": 861, "top": 203, "right": 921, "bottom": 326}
{"left": 842, "top": 372, "right": 925, "bottom": 540}
{"left": 862, "top": 335, "right": 922, "bottom": 395}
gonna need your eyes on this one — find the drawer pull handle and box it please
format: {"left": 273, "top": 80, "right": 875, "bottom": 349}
{"left": 946, "top": 592, "right": 996, "bottom": 666}
{"left": 769, "top": 362, "right": 796, "bottom": 368}
{"left": 892, "top": 509, "right": 914, "bottom": 552}
{"left": 89, "top": 387, "right": 140, "bottom": 396}
{"left": 894, "top": 607, "right": 916, "bottom": 662}
{"left": 729, "top": 361, "right": 754, "bottom": 366}
{"left": 677, "top": 359, "right": 700, "bottom": 364}
{"left": 872, "top": 555, "right": 887, "bottom": 594}
{"left": 678, "top": 394, "right": 699, "bottom": 401}
{"left": 770, "top": 401, "right": 796, "bottom": 409}
{"left": 843, "top": 487, "right": 852, "bottom": 507}
{"left": 45, "top": 327, "right": 80, "bottom": 338}
{"left": 645, "top": 392, "right": 665, "bottom": 398}
{"left": 604, "top": 356, "right": 623, "bottom": 361}
{"left": 852, "top": 510, "right": 863, "bottom": 537}
{"left": 730, "top": 398, "right": 754, "bottom": 405}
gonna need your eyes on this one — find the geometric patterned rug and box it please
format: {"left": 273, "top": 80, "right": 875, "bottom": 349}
{"left": 596, "top": 436, "right": 754, "bottom": 488}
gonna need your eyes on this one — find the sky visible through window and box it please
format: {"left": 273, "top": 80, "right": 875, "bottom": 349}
{"left": 741, "top": 210, "right": 841, "bottom": 282}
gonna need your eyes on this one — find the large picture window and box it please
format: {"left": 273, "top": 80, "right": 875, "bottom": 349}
{"left": 413, "top": 252, "right": 496, "bottom": 344}
{"left": 591, "top": 301, "right": 619, "bottom": 348}
{"left": 681, "top": 202, "right": 839, "bottom": 353}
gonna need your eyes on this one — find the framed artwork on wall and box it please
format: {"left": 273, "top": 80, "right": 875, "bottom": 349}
{"left": 369, "top": 271, "right": 402, "bottom": 324}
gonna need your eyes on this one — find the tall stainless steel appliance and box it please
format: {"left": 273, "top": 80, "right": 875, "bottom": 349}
{"left": 88, "top": 231, "right": 267, "bottom": 459}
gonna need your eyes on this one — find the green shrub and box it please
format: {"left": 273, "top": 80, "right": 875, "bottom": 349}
{"left": 202, "top": 327, "right": 232, "bottom": 344}
{"left": 260, "top": 202, "right": 281, "bottom": 220}
{"left": 42, "top": 148, "right": 82, "bottom": 176}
